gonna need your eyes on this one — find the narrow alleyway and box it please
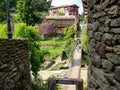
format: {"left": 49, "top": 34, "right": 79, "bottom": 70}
{"left": 61, "top": 43, "right": 82, "bottom": 90}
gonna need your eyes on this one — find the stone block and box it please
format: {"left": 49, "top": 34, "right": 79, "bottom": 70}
{"left": 105, "top": 19, "right": 111, "bottom": 26}
{"left": 111, "top": 28, "right": 120, "bottom": 34}
{"left": 113, "top": 35, "right": 120, "bottom": 44}
{"left": 94, "top": 32, "right": 103, "bottom": 41}
{"left": 101, "top": 0, "right": 110, "bottom": 9}
{"left": 110, "top": 18, "right": 120, "bottom": 27}
{"left": 88, "top": 30, "right": 94, "bottom": 39}
{"left": 104, "top": 74, "right": 117, "bottom": 86}
{"left": 92, "top": 54, "right": 101, "bottom": 67}
{"left": 102, "top": 59, "right": 114, "bottom": 73}
{"left": 113, "top": 66, "right": 120, "bottom": 82}
{"left": 102, "top": 33, "right": 114, "bottom": 45}
{"left": 99, "top": 26, "right": 110, "bottom": 33}
{"left": 113, "top": 45, "right": 120, "bottom": 55}
{"left": 93, "top": 12, "right": 106, "bottom": 18}
{"left": 88, "top": 76, "right": 98, "bottom": 90}
{"left": 92, "top": 21, "right": 99, "bottom": 31}
{"left": 106, "top": 53, "right": 120, "bottom": 64}
{"left": 93, "top": 67, "right": 109, "bottom": 90}
{"left": 105, "top": 5, "right": 119, "bottom": 17}
{"left": 106, "top": 46, "right": 113, "bottom": 52}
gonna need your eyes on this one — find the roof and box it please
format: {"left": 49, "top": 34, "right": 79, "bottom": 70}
{"left": 82, "top": 0, "right": 88, "bottom": 16}
{"left": 50, "top": 4, "right": 79, "bottom": 9}
{"left": 45, "top": 15, "right": 76, "bottom": 20}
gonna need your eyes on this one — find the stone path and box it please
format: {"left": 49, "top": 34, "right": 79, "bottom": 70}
{"left": 61, "top": 45, "right": 82, "bottom": 90}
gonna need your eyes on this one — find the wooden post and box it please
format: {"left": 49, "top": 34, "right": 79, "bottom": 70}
{"left": 48, "top": 77, "right": 56, "bottom": 90}
{"left": 76, "top": 79, "right": 83, "bottom": 90}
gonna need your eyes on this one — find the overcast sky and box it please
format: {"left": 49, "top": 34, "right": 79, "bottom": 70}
{"left": 51, "top": 0, "right": 83, "bottom": 14}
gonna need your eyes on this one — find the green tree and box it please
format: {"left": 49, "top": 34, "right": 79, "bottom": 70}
{"left": 63, "top": 25, "right": 75, "bottom": 39}
{"left": 32, "top": 0, "right": 48, "bottom": 12}
{"left": 0, "top": 0, "right": 6, "bottom": 23}
{"left": 17, "top": 0, "right": 39, "bottom": 26}
{"left": 80, "top": 12, "right": 87, "bottom": 23}
{"left": 13, "top": 23, "right": 46, "bottom": 77}
{"left": 9, "top": 0, "right": 18, "bottom": 8}
{"left": 80, "top": 29, "right": 88, "bottom": 64}
{"left": 57, "top": 9, "right": 65, "bottom": 16}
{"left": 0, "top": 24, "right": 7, "bottom": 38}
{"left": 0, "top": 0, "right": 18, "bottom": 23}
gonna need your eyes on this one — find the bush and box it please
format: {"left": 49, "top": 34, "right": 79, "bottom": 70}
{"left": 63, "top": 25, "right": 75, "bottom": 39}
{"left": 39, "top": 22, "right": 58, "bottom": 37}
{"left": 32, "top": 77, "right": 47, "bottom": 90}
{"left": 40, "top": 40, "right": 65, "bottom": 61}
{"left": 13, "top": 23, "right": 45, "bottom": 77}
{"left": 80, "top": 29, "right": 88, "bottom": 64}
{"left": 0, "top": 23, "right": 14, "bottom": 38}
{"left": 57, "top": 9, "right": 65, "bottom": 16}
{"left": 81, "top": 29, "right": 87, "bottom": 53}
{"left": 0, "top": 24, "right": 7, "bottom": 38}
{"left": 64, "top": 39, "right": 75, "bottom": 59}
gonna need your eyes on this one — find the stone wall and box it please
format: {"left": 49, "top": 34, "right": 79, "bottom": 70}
{"left": 0, "top": 39, "right": 31, "bottom": 90}
{"left": 87, "top": 0, "right": 120, "bottom": 90}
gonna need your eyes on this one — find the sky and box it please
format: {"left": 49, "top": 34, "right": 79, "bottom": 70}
{"left": 50, "top": 0, "right": 83, "bottom": 14}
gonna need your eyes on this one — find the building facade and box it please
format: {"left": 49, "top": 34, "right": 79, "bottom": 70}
{"left": 45, "top": 4, "right": 80, "bottom": 29}
{"left": 49, "top": 4, "right": 79, "bottom": 16}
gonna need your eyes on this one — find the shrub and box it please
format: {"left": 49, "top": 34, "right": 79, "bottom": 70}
{"left": 57, "top": 9, "right": 65, "bottom": 16}
{"left": 13, "top": 23, "right": 45, "bottom": 77}
{"left": 39, "top": 22, "right": 58, "bottom": 37}
{"left": 32, "top": 77, "right": 47, "bottom": 90}
{"left": 63, "top": 25, "right": 75, "bottom": 39}
{"left": 64, "top": 39, "right": 75, "bottom": 59}
{"left": 80, "top": 29, "right": 88, "bottom": 54}
{"left": 80, "top": 29, "right": 88, "bottom": 64}
{"left": 0, "top": 23, "right": 14, "bottom": 39}
{"left": 0, "top": 24, "right": 7, "bottom": 38}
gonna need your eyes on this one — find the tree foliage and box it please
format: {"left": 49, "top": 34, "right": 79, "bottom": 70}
{"left": 0, "top": 0, "right": 18, "bottom": 23}
{"left": 32, "top": 0, "right": 48, "bottom": 12}
{"left": 0, "top": 0, "right": 6, "bottom": 23}
{"left": 17, "top": 0, "right": 39, "bottom": 26}
{"left": 0, "top": 24, "right": 7, "bottom": 38}
{"left": 40, "top": 22, "right": 58, "bottom": 37}
{"left": 9, "top": 0, "right": 18, "bottom": 8}
{"left": 64, "top": 39, "right": 75, "bottom": 59}
{"left": 80, "top": 28, "right": 88, "bottom": 64}
{"left": 13, "top": 23, "right": 46, "bottom": 77}
{"left": 80, "top": 12, "right": 87, "bottom": 23}
{"left": 63, "top": 25, "right": 75, "bottom": 39}
{"left": 57, "top": 9, "right": 65, "bottom": 16}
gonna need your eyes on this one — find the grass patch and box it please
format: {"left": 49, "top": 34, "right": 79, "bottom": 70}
{"left": 40, "top": 40, "right": 66, "bottom": 61}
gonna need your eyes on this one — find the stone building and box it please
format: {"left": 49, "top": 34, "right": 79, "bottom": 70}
{"left": 45, "top": 4, "right": 80, "bottom": 29}
{"left": 49, "top": 4, "right": 79, "bottom": 16}
{"left": 45, "top": 15, "right": 76, "bottom": 29}
{"left": 82, "top": 0, "right": 120, "bottom": 89}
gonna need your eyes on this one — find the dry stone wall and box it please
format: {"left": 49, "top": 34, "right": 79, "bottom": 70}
{"left": 0, "top": 39, "right": 31, "bottom": 90}
{"left": 87, "top": 0, "right": 120, "bottom": 90}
